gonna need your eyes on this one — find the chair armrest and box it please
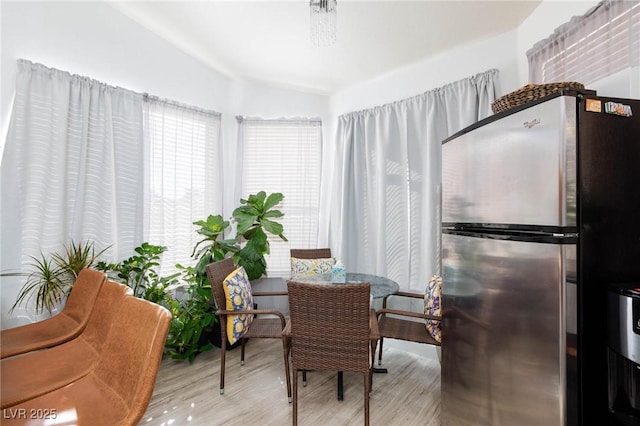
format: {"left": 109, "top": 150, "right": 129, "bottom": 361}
{"left": 376, "top": 307, "right": 440, "bottom": 323}
{"left": 282, "top": 319, "right": 292, "bottom": 338}
{"left": 381, "top": 289, "right": 423, "bottom": 309}
{"left": 252, "top": 291, "right": 288, "bottom": 297}
{"left": 369, "top": 308, "right": 380, "bottom": 340}
{"left": 217, "top": 308, "right": 287, "bottom": 328}
{"left": 393, "top": 290, "right": 424, "bottom": 299}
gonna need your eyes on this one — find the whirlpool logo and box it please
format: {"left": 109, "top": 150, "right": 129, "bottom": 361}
{"left": 524, "top": 118, "right": 540, "bottom": 128}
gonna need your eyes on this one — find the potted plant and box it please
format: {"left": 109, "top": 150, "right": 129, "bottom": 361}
{"left": 97, "top": 242, "right": 179, "bottom": 299}
{"left": 162, "top": 268, "right": 217, "bottom": 362}
{"left": 4, "top": 240, "right": 109, "bottom": 316}
{"left": 188, "top": 192, "right": 288, "bottom": 351}
{"left": 97, "top": 242, "right": 213, "bottom": 362}
{"left": 182, "top": 214, "right": 239, "bottom": 352}
{"left": 98, "top": 242, "right": 214, "bottom": 362}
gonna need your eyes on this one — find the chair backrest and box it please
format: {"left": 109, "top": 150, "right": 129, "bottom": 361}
{"left": 206, "top": 258, "right": 237, "bottom": 311}
{"left": 81, "top": 280, "right": 133, "bottom": 351}
{"left": 62, "top": 268, "right": 107, "bottom": 325}
{"left": 94, "top": 295, "right": 171, "bottom": 425}
{"left": 290, "top": 248, "right": 334, "bottom": 279}
{"left": 290, "top": 248, "right": 332, "bottom": 259}
{"left": 287, "top": 281, "right": 371, "bottom": 373}
{"left": 0, "top": 268, "right": 108, "bottom": 359}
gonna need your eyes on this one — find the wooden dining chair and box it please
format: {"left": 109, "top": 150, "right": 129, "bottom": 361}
{"left": 206, "top": 258, "right": 292, "bottom": 402}
{"left": 286, "top": 281, "right": 379, "bottom": 426}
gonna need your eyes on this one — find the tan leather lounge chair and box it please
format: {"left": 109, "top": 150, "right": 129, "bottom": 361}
{"left": 1, "top": 294, "right": 171, "bottom": 426}
{"left": 1, "top": 268, "right": 107, "bottom": 359}
{"left": 1, "top": 280, "right": 132, "bottom": 409}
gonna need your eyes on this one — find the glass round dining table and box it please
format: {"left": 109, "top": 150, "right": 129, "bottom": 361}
{"left": 293, "top": 272, "right": 399, "bottom": 299}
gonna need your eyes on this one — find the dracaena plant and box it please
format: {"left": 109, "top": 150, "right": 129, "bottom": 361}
{"left": 5, "top": 240, "right": 109, "bottom": 315}
{"left": 232, "top": 191, "right": 287, "bottom": 280}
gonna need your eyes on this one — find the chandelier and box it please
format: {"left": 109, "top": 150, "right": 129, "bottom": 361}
{"left": 310, "top": 0, "right": 337, "bottom": 47}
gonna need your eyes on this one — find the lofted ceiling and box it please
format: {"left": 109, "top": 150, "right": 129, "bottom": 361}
{"left": 108, "top": 0, "right": 542, "bottom": 95}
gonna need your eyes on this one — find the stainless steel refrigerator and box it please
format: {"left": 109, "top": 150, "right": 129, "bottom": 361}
{"left": 440, "top": 89, "right": 640, "bottom": 426}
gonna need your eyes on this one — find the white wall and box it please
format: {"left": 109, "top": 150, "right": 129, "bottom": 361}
{"left": 0, "top": 1, "right": 329, "bottom": 328}
{"left": 0, "top": 2, "right": 229, "bottom": 152}
{"left": 331, "top": 30, "right": 517, "bottom": 117}
{"left": 330, "top": 1, "right": 616, "bottom": 120}
{"left": 0, "top": 2, "right": 332, "bottom": 155}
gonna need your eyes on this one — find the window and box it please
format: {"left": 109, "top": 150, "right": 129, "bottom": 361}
{"left": 237, "top": 117, "right": 323, "bottom": 277}
{"left": 527, "top": 0, "right": 639, "bottom": 84}
{"left": 145, "top": 97, "right": 223, "bottom": 276}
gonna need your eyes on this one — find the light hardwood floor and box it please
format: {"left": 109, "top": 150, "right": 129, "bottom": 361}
{"left": 141, "top": 339, "right": 441, "bottom": 426}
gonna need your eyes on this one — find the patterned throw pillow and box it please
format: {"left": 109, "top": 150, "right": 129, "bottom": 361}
{"left": 290, "top": 257, "right": 336, "bottom": 278}
{"left": 424, "top": 275, "right": 442, "bottom": 343}
{"left": 223, "top": 266, "right": 254, "bottom": 345}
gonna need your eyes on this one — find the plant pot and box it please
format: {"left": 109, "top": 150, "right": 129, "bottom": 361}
{"left": 208, "top": 315, "right": 243, "bottom": 351}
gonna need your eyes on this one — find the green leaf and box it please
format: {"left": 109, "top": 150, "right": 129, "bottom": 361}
{"left": 246, "top": 191, "right": 266, "bottom": 209}
{"left": 264, "top": 210, "right": 284, "bottom": 218}
{"left": 263, "top": 192, "right": 284, "bottom": 211}
{"left": 261, "top": 219, "right": 283, "bottom": 237}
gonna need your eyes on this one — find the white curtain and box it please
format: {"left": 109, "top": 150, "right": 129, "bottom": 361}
{"left": 1, "top": 60, "right": 144, "bottom": 322}
{"left": 328, "top": 69, "right": 499, "bottom": 291}
{"left": 1, "top": 59, "right": 144, "bottom": 267}
{"left": 527, "top": 0, "right": 639, "bottom": 85}
{"left": 0, "top": 60, "right": 225, "bottom": 326}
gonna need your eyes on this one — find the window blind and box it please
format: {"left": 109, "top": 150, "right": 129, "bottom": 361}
{"left": 237, "top": 117, "right": 323, "bottom": 278}
{"left": 144, "top": 97, "right": 223, "bottom": 276}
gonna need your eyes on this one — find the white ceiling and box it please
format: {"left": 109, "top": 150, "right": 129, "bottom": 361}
{"left": 108, "top": 1, "right": 542, "bottom": 95}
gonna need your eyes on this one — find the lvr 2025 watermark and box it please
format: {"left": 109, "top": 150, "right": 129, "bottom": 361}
{"left": 3, "top": 408, "right": 57, "bottom": 419}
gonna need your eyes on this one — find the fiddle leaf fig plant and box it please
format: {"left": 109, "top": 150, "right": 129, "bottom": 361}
{"left": 232, "top": 191, "right": 287, "bottom": 280}
{"left": 190, "top": 214, "right": 238, "bottom": 287}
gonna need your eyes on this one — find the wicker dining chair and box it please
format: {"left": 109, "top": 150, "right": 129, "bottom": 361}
{"left": 290, "top": 248, "right": 332, "bottom": 261}
{"left": 289, "top": 248, "right": 333, "bottom": 385}
{"left": 376, "top": 275, "right": 442, "bottom": 367}
{"left": 290, "top": 248, "right": 333, "bottom": 278}
{"left": 286, "top": 281, "right": 379, "bottom": 426}
{"left": 206, "top": 258, "right": 292, "bottom": 402}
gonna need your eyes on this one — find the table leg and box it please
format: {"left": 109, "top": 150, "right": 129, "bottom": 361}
{"left": 337, "top": 371, "right": 344, "bottom": 401}
{"left": 372, "top": 367, "right": 388, "bottom": 373}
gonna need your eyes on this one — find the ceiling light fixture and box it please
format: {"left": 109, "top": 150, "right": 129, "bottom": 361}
{"left": 310, "top": 0, "right": 337, "bottom": 47}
